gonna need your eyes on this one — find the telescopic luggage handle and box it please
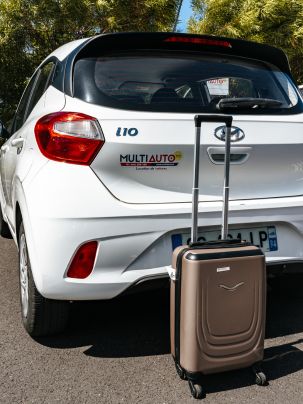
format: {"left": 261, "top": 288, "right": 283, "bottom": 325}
{"left": 194, "top": 115, "right": 232, "bottom": 128}
{"left": 191, "top": 114, "right": 233, "bottom": 244}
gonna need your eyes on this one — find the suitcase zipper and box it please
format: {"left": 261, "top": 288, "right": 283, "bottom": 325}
{"left": 174, "top": 247, "right": 190, "bottom": 365}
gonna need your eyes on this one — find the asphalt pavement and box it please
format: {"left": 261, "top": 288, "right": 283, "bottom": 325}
{"left": 1, "top": 237, "right": 303, "bottom": 403}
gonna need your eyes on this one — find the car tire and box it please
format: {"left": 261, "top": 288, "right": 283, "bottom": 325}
{"left": 0, "top": 205, "right": 12, "bottom": 238}
{"left": 18, "top": 222, "right": 70, "bottom": 337}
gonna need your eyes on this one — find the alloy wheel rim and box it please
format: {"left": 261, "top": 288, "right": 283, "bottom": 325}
{"left": 19, "top": 233, "right": 29, "bottom": 318}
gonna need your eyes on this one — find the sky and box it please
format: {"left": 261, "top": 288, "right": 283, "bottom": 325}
{"left": 178, "top": 0, "right": 193, "bottom": 32}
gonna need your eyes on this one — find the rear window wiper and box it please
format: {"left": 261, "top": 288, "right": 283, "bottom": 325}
{"left": 217, "top": 97, "right": 283, "bottom": 110}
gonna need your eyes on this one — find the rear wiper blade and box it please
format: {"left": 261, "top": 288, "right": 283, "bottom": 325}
{"left": 217, "top": 97, "right": 283, "bottom": 110}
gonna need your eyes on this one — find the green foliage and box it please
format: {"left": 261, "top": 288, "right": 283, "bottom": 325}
{"left": 189, "top": 0, "right": 303, "bottom": 83}
{"left": 0, "top": 0, "right": 179, "bottom": 124}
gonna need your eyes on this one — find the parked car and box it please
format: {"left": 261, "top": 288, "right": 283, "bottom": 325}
{"left": 0, "top": 32, "right": 302, "bottom": 336}
{"left": 298, "top": 84, "right": 303, "bottom": 96}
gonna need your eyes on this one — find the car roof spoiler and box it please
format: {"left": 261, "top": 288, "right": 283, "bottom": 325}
{"left": 63, "top": 32, "right": 292, "bottom": 96}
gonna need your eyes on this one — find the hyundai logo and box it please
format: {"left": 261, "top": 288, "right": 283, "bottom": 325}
{"left": 214, "top": 126, "right": 245, "bottom": 142}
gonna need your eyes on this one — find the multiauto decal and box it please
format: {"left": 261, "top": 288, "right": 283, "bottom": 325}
{"left": 120, "top": 151, "right": 183, "bottom": 169}
{"left": 116, "top": 127, "right": 139, "bottom": 136}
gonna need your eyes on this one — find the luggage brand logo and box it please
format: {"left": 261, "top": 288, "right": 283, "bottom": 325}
{"left": 217, "top": 266, "right": 230, "bottom": 272}
{"left": 214, "top": 126, "right": 245, "bottom": 142}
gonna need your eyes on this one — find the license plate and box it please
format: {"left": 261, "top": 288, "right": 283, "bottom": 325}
{"left": 171, "top": 226, "right": 278, "bottom": 252}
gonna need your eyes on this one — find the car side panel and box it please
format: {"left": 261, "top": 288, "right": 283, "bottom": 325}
{"left": 5, "top": 86, "right": 66, "bottom": 230}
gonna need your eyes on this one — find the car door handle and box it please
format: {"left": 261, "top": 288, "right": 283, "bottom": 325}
{"left": 0, "top": 145, "right": 9, "bottom": 154}
{"left": 11, "top": 138, "right": 24, "bottom": 148}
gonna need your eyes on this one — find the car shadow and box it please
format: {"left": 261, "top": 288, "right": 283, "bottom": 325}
{"left": 37, "top": 287, "right": 171, "bottom": 357}
{"left": 37, "top": 274, "right": 303, "bottom": 392}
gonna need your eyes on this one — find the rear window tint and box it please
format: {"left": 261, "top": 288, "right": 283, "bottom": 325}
{"left": 73, "top": 52, "right": 301, "bottom": 114}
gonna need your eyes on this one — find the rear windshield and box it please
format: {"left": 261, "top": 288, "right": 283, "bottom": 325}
{"left": 73, "top": 52, "right": 302, "bottom": 114}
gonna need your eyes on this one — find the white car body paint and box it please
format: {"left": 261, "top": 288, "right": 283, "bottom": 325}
{"left": 1, "top": 33, "right": 303, "bottom": 301}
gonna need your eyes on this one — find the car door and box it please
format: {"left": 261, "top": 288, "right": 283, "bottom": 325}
{"left": 0, "top": 123, "right": 12, "bottom": 206}
{"left": 0, "top": 70, "right": 39, "bottom": 219}
{"left": 4, "top": 61, "right": 55, "bottom": 222}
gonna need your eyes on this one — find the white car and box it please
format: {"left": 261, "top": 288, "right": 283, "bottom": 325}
{"left": 0, "top": 32, "right": 302, "bottom": 336}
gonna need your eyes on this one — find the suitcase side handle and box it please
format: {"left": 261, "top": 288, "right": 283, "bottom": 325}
{"left": 191, "top": 114, "right": 233, "bottom": 244}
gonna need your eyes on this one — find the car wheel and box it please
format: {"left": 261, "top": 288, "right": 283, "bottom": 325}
{"left": 0, "top": 205, "right": 12, "bottom": 238}
{"left": 18, "top": 222, "right": 70, "bottom": 336}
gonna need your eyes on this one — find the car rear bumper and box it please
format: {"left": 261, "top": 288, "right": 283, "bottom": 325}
{"left": 21, "top": 162, "right": 303, "bottom": 300}
{"left": 26, "top": 205, "right": 303, "bottom": 300}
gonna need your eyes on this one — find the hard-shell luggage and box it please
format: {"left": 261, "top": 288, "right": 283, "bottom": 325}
{"left": 170, "top": 114, "right": 267, "bottom": 399}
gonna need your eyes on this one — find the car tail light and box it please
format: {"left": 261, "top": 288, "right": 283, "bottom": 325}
{"left": 35, "top": 112, "right": 104, "bottom": 165}
{"left": 164, "top": 36, "right": 232, "bottom": 48}
{"left": 66, "top": 241, "right": 98, "bottom": 279}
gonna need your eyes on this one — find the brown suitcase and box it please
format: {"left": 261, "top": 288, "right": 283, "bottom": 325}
{"left": 170, "top": 115, "right": 267, "bottom": 399}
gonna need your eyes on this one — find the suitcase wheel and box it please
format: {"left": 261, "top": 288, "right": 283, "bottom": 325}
{"left": 255, "top": 371, "right": 267, "bottom": 386}
{"left": 188, "top": 380, "right": 204, "bottom": 399}
{"left": 175, "top": 362, "right": 187, "bottom": 380}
